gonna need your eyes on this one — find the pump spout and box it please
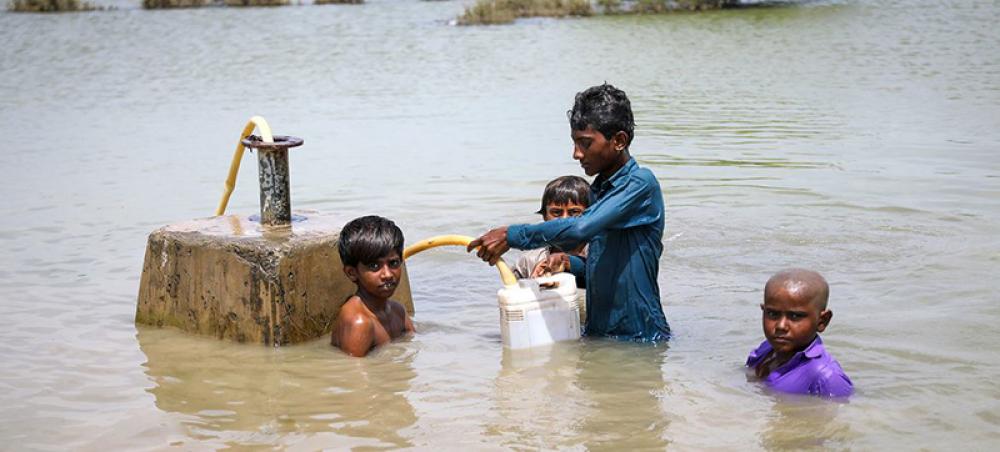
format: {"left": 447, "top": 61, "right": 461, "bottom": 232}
{"left": 403, "top": 235, "right": 518, "bottom": 287}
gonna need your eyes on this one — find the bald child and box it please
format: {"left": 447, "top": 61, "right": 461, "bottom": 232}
{"left": 746, "top": 269, "right": 853, "bottom": 398}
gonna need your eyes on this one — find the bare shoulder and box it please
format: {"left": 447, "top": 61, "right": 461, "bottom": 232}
{"left": 337, "top": 296, "right": 372, "bottom": 323}
{"left": 331, "top": 296, "right": 377, "bottom": 355}
{"left": 332, "top": 297, "right": 371, "bottom": 339}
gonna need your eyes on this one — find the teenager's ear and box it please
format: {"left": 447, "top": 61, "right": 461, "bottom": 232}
{"left": 817, "top": 309, "right": 832, "bottom": 332}
{"left": 612, "top": 131, "right": 629, "bottom": 152}
{"left": 343, "top": 265, "right": 358, "bottom": 283}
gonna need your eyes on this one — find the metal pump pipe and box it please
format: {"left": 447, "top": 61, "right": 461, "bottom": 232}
{"left": 240, "top": 135, "right": 303, "bottom": 227}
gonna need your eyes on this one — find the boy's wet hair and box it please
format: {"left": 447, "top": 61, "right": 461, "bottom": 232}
{"left": 338, "top": 215, "right": 404, "bottom": 267}
{"left": 537, "top": 175, "right": 591, "bottom": 215}
{"left": 567, "top": 83, "right": 635, "bottom": 148}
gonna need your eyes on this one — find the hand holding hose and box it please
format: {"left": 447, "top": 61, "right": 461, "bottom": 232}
{"left": 406, "top": 234, "right": 517, "bottom": 287}
{"left": 467, "top": 226, "right": 510, "bottom": 266}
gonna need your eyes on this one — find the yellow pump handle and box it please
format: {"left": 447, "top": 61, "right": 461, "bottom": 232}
{"left": 404, "top": 235, "right": 518, "bottom": 287}
{"left": 215, "top": 116, "right": 274, "bottom": 216}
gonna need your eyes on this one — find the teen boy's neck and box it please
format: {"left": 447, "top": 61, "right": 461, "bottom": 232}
{"left": 599, "top": 150, "right": 631, "bottom": 180}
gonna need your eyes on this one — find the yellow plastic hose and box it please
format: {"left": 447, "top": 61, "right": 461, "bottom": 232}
{"left": 404, "top": 235, "right": 517, "bottom": 287}
{"left": 215, "top": 116, "right": 274, "bottom": 216}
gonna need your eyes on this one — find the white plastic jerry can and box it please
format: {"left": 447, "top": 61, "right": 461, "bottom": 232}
{"left": 497, "top": 272, "right": 582, "bottom": 349}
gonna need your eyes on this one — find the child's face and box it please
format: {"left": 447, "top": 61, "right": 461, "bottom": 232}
{"left": 571, "top": 126, "right": 628, "bottom": 177}
{"left": 345, "top": 251, "right": 403, "bottom": 301}
{"left": 760, "top": 288, "right": 831, "bottom": 357}
{"left": 542, "top": 201, "right": 586, "bottom": 221}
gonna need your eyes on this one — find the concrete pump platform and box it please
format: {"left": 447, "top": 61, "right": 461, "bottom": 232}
{"left": 135, "top": 211, "right": 414, "bottom": 346}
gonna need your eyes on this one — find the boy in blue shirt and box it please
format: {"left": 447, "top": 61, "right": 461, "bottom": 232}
{"left": 468, "top": 84, "right": 670, "bottom": 342}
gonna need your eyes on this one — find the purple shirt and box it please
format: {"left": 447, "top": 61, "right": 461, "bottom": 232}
{"left": 746, "top": 336, "right": 853, "bottom": 398}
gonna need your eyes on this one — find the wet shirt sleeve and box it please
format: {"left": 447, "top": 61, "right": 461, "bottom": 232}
{"left": 506, "top": 172, "right": 661, "bottom": 251}
{"left": 809, "top": 365, "right": 855, "bottom": 398}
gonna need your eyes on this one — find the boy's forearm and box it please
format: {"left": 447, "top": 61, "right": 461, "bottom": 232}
{"left": 507, "top": 187, "right": 643, "bottom": 250}
{"left": 469, "top": 226, "right": 510, "bottom": 265}
{"left": 507, "top": 219, "right": 588, "bottom": 251}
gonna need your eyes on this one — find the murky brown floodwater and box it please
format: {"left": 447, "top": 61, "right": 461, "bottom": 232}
{"left": 2, "top": 0, "right": 999, "bottom": 449}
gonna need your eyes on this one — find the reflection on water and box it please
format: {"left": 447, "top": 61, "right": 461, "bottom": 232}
{"left": 486, "top": 340, "right": 669, "bottom": 450}
{"left": 574, "top": 342, "right": 670, "bottom": 450}
{"left": 760, "top": 396, "right": 855, "bottom": 451}
{"left": 485, "top": 344, "right": 587, "bottom": 448}
{"left": 138, "top": 326, "right": 417, "bottom": 448}
{"left": 637, "top": 154, "right": 832, "bottom": 169}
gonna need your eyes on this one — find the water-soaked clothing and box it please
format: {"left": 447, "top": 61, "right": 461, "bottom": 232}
{"left": 506, "top": 158, "right": 670, "bottom": 341}
{"left": 746, "top": 336, "right": 854, "bottom": 398}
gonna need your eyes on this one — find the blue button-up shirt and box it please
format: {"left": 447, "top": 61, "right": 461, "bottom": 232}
{"left": 507, "top": 158, "right": 670, "bottom": 341}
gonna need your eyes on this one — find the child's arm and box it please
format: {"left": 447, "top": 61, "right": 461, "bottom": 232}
{"left": 509, "top": 172, "right": 661, "bottom": 251}
{"left": 532, "top": 252, "right": 587, "bottom": 286}
{"left": 530, "top": 251, "right": 570, "bottom": 277}
{"left": 810, "top": 364, "right": 854, "bottom": 398}
{"left": 392, "top": 301, "right": 416, "bottom": 334}
{"left": 470, "top": 172, "right": 661, "bottom": 264}
{"left": 334, "top": 311, "right": 376, "bottom": 357}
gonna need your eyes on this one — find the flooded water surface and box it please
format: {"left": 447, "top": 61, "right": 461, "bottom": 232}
{"left": 2, "top": 0, "right": 999, "bottom": 449}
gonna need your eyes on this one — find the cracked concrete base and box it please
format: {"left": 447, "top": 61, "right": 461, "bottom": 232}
{"left": 135, "top": 212, "right": 413, "bottom": 346}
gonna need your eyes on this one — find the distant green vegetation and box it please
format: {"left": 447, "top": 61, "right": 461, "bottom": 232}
{"left": 613, "top": 0, "right": 737, "bottom": 13}
{"left": 140, "top": 0, "right": 363, "bottom": 8}
{"left": 142, "top": 0, "right": 206, "bottom": 7}
{"left": 8, "top": 0, "right": 740, "bottom": 16}
{"left": 7, "top": 0, "right": 98, "bottom": 12}
{"left": 458, "top": 0, "right": 592, "bottom": 25}
{"left": 142, "top": 0, "right": 293, "bottom": 7}
{"left": 460, "top": 0, "right": 741, "bottom": 24}
{"left": 224, "top": 0, "right": 289, "bottom": 6}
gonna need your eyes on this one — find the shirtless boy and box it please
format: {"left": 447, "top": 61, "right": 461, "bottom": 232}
{"left": 331, "top": 215, "right": 414, "bottom": 357}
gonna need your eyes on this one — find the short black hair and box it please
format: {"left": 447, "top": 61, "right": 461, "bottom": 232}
{"left": 567, "top": 83, "right": 635, "bottom": 148}
{"left": 338, "top": 215, "right": 404, "bottom": 267}
{"left": 537, "top": 175, "right": 591, "bottom": 215}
